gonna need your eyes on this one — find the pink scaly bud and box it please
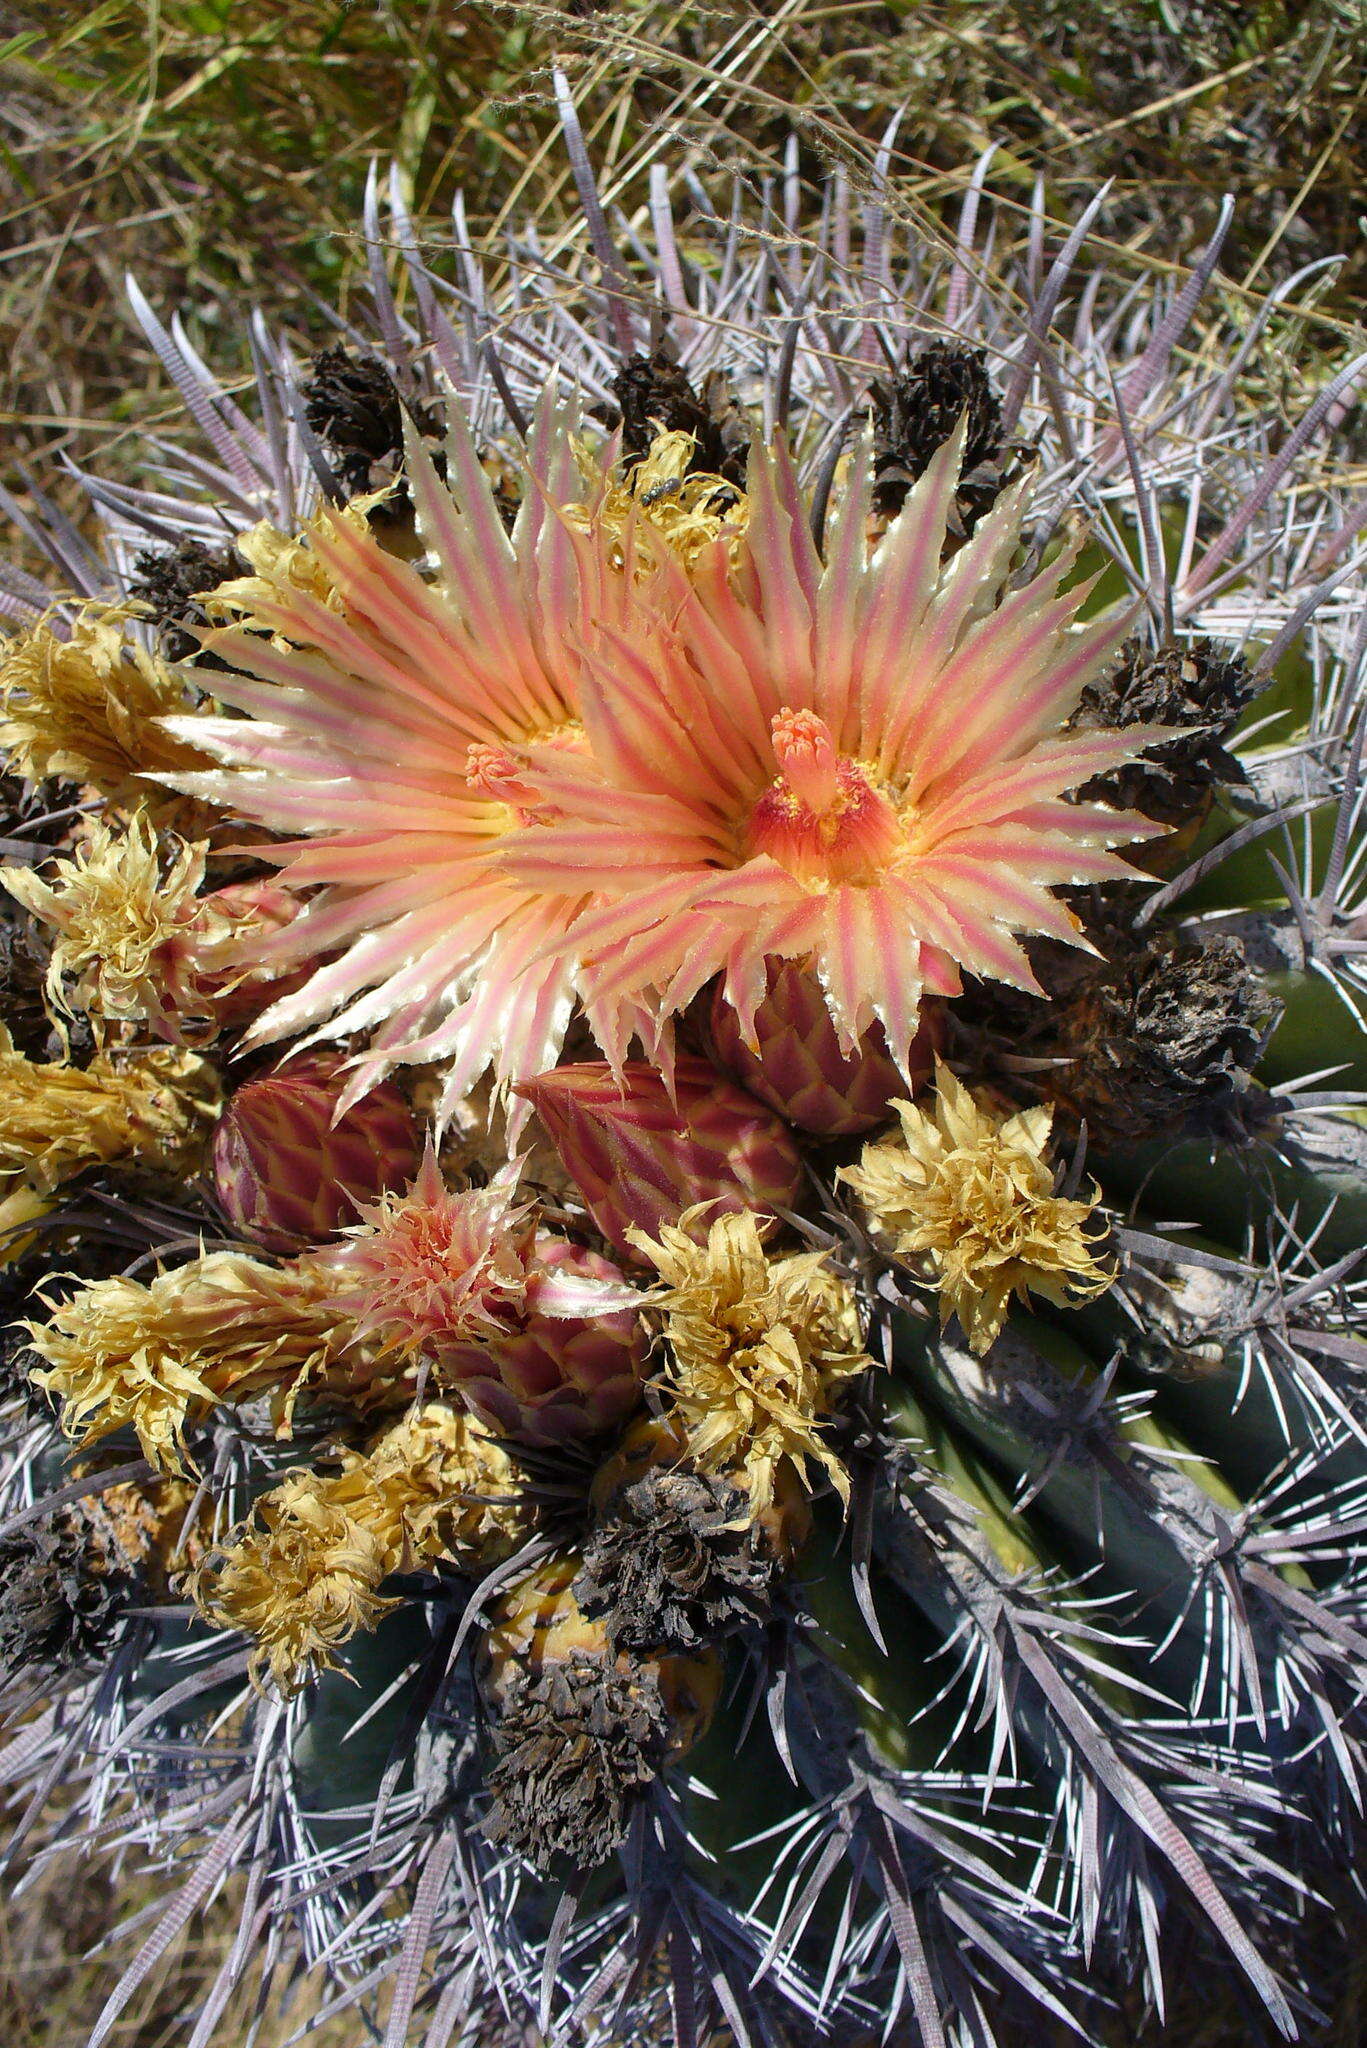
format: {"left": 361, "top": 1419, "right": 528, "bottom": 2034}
{"left": 517, "top": 1057, "right": 805, "bottom": 1262}
{"left": 328, "top": 1149, "right": 646, "bottom": 1447}
{"left": 438, "top": 1234, "right": 645, "bottom": 1448}
{"left": 213, "top": 1054, "right": 421, "bottom": 1253}
{"left": 709, "top": 959, "right": 942, "bottom": 1136}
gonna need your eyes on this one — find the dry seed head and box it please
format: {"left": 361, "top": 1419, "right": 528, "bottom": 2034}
{"left": 481, "top": 1553, "right": 722, "bottom": 1871}
{"left": 0, "top": 1507, "right": 135, "bottom": 1678}
{"left": 840, "top": 1063, "right": 1114, "bottom": 1355}
{"left": 27, "top": 1251, "right": 361, "bottom": 1470}
{"left": 628, "top": 1206, "right": 871, "bottom": 1510}
{"left": 579, "top": 1411, "right": 812, "bottom": 1654}
{"left": 0, "top": 1029, "right": 221, "bottom": 1193}
{"left": 0, "top": 610, "right": 204, "bottom": 809}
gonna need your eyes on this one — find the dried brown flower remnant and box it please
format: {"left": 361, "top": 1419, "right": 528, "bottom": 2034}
{"left": 26, "top": 1251, "right": 359, "bottom": 1470}
{"left": 1047, "top": 933, "right": 1271, "bottom": 1143}
{"left": 0, "top": 612, "right": 204, "bottom": 808}
{"left": 0, "top": 1029, "right": 221, "bottom": 1193}
{"left": 129, "top": 539, "right": 246, "bottom": 663}
{"left": 480, "top": 1554, "right": 721, "bottom": 1871}
{"left": 1072, "top": 637, "right": 1256, "bottom": 827}
{"left": 191, "top": 1403, "right": 525, "bottom": 1691}
{"left": 0, "top": 1510, "right": 134, "bottom": 1678}
{"left": 302, "top": 343, "right": 438, "bottom": 501}
{"left": 577, "top": 1467, "right": 774, "bottom": 1655}
{"left": 0, "top": 1476, "right": 201, "bottom": 1679}
{"left": 629, "top": 1208, "right": 870, "bottom": 1509}
{"left": 578, "top": 1413, "right": 812, "bottom": 1655}
{"left": 840, "top": 1066, "right": 1114, "bottom": 1356}
{"left": 611, "top": 348, "right": 750, "bottom": 487}
{"left": 869, "top": 340, "right": 1009, "bottom": 534}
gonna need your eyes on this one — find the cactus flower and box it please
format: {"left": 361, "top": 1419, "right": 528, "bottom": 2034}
{"left": 159, "top": 409, "right": 1160, "bottom": 1120}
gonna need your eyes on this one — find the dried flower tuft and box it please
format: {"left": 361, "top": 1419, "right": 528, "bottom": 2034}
{"left": 869, "top": 339, "right": 1009, "bottom": 533}
{"left": 26, "top": 1251, "right": 359, "bottom": 1470}
{"left": 129, "top": 540, "right": 246, "bottom": 663}
{"left": 568, "top": 427, "right": 748, "bottom": 574}
{"left": 302, "top": 343, "right": 437, "bottom": 501}
{"left": 629, "top": 1207, "right": 870, "bottom": 1509}
{"left": 0, "top": 1028, "right": 221, "bottom": 1193}
{"left": 191, "top": 1402, "right": 525, "bottom": 1690}
{"left": 578, "top": 1413, "right": 811, "bottom": 1654}
{"left": 577, "top": 1466, "right": 775, "bottom": 1655}
{"left": 840, "top": 1064, "right": 1114, "bottom": 1354}
{"left": 611, "top": 348, "right": 749, "bottom": 485}
{"left": 2, "top": 810, "right": 207, "bottom": 1031}
{"left": 1072, "top": 637, "right": 1257, "bottom": 827}
{"left": 0, "top": 611, "right": 204, "bottom": 808}
{"left": 0, "top": 1477, "right": 198, "bottom": 1680}
{"left": 0, "top": 1510, "right": 133, "bottom": 1678}
{"left": 1044, "top": 931, "right": 1272, "bottom": 1143}
{"left": 480, "top": 1554, "right": 721, "bottom": 1871}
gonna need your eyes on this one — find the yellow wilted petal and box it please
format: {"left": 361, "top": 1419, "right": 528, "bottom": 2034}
{"left": 0, "top": 1029, "right": 220, "bottom": 1192}
{"left": 190, "top": 1401, "right": 529, "bottom": 1690}
{"left": 1, "top": 810, "right": 208, "bottom": 1031}
{"left": 839, "top": 1062, "right": 1114, "bottom": 1355}
{"left": 0, "top": 608, "right": 206, "bottom": 809}
{"left": 628, "top": 1206, "right": 870, "bottom": 1511}
{"left": 26, "top": 1251, "right": 360, "bottom": 1471}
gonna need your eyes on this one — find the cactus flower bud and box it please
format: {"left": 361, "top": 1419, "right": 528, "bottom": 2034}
{"left": 709, "top": 958, "right": 941, "bottom": 1135}
{"left": 212, "top": 1055, "right": 421, "bottom": 1253}
{"left": 436, "top": 1234, "right": 645, "bottom": 1448}
{"left": 327, "top": 1150, "right": 646, "bottom": 1447}
{"left": 517, "top": 1057, "right": 805, "bottom": 1261}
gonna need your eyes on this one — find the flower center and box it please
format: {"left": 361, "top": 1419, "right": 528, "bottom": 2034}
{"left": 745, "top": 709, "right": 903, "bottom": 887}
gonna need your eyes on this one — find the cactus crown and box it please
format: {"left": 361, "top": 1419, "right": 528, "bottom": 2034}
{"left": 2, "top": 86, "right": 1366, "bottom": 2048}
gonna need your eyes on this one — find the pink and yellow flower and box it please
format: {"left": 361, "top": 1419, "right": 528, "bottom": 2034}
{"left": 167, "top": 402, "right": 1159, "bottom": 1116}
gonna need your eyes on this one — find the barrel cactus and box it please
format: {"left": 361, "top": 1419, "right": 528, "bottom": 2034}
{"left": 2, "top": 81, "right": 1366, "bottom": 2048}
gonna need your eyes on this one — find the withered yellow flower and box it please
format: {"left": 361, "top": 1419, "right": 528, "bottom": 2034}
{"left": 0, "top": 1028, "right": 220, "bottom": 1193}
{"left": 204, "top": 498, "right": 381, "bottom": 624}
{"left": 1, "top": 810, "right": 208, "bottom": 1030}
{"left": 27, "top": 1252, "right": 359, "bottom": 1471}
{"left": 192, "top": 1465, "right": 395, "bottom": 1692}
{"left": 0, "top": 609, "right": 203, "bottom": 807}
{"left": 191, "top": 1402, "right": 527, "bottom": 1690}
{"left": 839, "top": 1065, "right": 1114, "bottom": 1356}
{"left": 567, "top": 429, "right": 748, "bottom": 575}
{"left": 628, "top": 1207, "right": 870, "bottom": 1510}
